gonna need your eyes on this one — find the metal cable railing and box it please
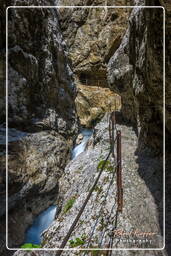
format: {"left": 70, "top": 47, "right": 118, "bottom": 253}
{"left": 82, "top": 165, "right": 117, "bottom": 255}
{"left": 56, "top": 111, "right": 123, "bottom": 255}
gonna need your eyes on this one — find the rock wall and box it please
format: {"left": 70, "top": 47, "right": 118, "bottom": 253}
{"left": 108, "top": 1, "right": 171, "bottom": 253}
{"left": 162, "top": 1, "right": 171, "bottom": 253}
{"left": 57, "top": 0, "right": 131, "bottom": 127}
{"left": 75, "top": 84, "right": 121, "bottom": 127}
{"left": 57, "top": 0, "right": 131, "bottom": 78}
{"left": 0, "top": 0, "right": 78, "bottom": 253}
{"left": 108, "top": 0, "right": 169, "bottom": 153}
{"left": 13, "top": 115, "right": 165, "bottom": 256}
{"left": 6, "top": 2, "right": 77, "bottom": 137}
{"left": 0, "top": 0, "right": 169, "bottom": 255}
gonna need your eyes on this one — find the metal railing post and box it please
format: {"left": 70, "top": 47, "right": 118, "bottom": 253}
{"left": 116, "top": 130, "right": 123, "bottom": 213}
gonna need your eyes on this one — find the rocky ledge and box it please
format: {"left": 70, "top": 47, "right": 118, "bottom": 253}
{"left": 0, "top": 128, "right": 70, "bottom": 249}
{"left": 13, "top": 115, "right": 165, "bottom": 256}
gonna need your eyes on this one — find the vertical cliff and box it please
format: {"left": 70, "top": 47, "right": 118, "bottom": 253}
{"left": 57, "top": 0, "right": 131, "bottom": 127}
{"left": 0, "top": 0, "right": 78, "bottom": 253}
{"left": 0, "top": 0, "right": 170, "bottom": 255}
{"left": 107, "top": 0, "right": 168, "bottom": 153}
{"left": 107, "top": 0, "right": 170, "bottom": 253}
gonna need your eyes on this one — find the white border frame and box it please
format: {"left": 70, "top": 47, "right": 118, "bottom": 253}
{"left": 6, "top": 5, "right": 165, "bottom": 252}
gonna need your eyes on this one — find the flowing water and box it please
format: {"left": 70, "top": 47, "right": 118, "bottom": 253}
{"left": 24, "top": 129, "right": 92, "bottom": 245}
{"left": 72, "top": 129, "right": 93, "bottom": 159}
{"left": 24, "top": 206, "right": 57, "bottom": 245}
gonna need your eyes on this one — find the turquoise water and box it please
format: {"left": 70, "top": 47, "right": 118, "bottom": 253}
{"left": 72, "top": 129, "right": 93, "bottom": 159}
{"left": 24, "top": 205, "right": 57, "bottom": 245}
{"left": 24, "top": 129, "right": 92, "bottom": 245}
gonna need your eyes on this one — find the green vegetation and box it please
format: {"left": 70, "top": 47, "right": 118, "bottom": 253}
{"left": 97, "top": 160, "right": 114, "bottom": 172}
{"left": 69, "top": 236, "right": 86, "bottom": 248}
{"left": 94, "top": 185, "right": 103, "bottom": 194}
{"left": 20, "top": 243, "right": 41, "bottom": 249}
{"left": 63, "top": 197, "right": 76, "bottom": 214}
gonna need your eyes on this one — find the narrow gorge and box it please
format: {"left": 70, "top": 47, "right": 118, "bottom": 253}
{"left": 0, "top": 1, "right": 170, "bottom": 256}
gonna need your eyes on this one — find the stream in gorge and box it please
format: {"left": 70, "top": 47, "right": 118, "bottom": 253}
{"left": 24, "top": 128, "right": 93, "bottom": 245}
{"left": 24, "top": 206, "right": 57, "bottom": 245}
{"left": 71, "top": 129, "right": 93, "bottom": 159}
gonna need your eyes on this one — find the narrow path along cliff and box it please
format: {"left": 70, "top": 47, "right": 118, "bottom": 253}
{"left": 0, "top": 0, "right": 170, "bottom": 256}
{"left": 41, "top": 115, "right": 164, "bottom": 252}
{"left": 14, "top": 114, "right": 165, "bottom": 256}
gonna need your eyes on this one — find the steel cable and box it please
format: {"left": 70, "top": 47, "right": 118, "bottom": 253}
{"left": 56, "top": 110, "right": 121, "bottom": 256}
{"left": 82, "top": 164, "right": 117, "bottom": 256}
{"left": 56, "top": 149, "right": 112, "bottom": 256}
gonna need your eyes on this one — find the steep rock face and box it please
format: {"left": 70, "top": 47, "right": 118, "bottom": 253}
{"left": 0, "top": 0, "right": 78, "bottom": 252}
{"left": 164, "top": 0, "right": 171, "bottom": 150}
{"left": 162, "top": 1, "right": 171, "bottom": 253}
{"left": 1, "top": 129, "right": 70, "bottom": 247}
{"left": 0, "top": 55, "right": 5, "bottom": 123}
{"left": 14, "top": 115, "right": 165, "bottom": 256}
{"left": 58, "top": 0, "right": 131, "bottom": 77}
{"left": 4, "top": 1, "right": 77, "bottom": 137}
{"left": 41, "top": 116, "right": 163, "bottom": 253}
{"left": 107, "top": 0, "right": 168, "bottom": 152}
{"left": 108, "top": 1, "right": 171, "bottom": 253}
{"left": 57, "top": 0, "right": 131, "bottom": 126}
{"left": 75, "top": 84, "right": 121, "bottom": 127}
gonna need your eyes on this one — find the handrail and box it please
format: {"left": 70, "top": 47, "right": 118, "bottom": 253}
{"left": 56, "top": 150, "right": 112, "bottom": 255}
{"left": 56, "top": 111, "right": 123, "bottom": 255}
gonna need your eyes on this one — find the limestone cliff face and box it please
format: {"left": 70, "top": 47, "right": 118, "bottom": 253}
{"left": 57, "top": 0, "right": 131, "bottom": 127}
{"left": 14, "top": 115, "right": 165, "bottom": 256}
{"left": 8, "top": 2, "right": 169, "bottom": 256}
{"left": 6, "top": 2, "right": 77, "bottom": 137}
{"left": 58, "top": 0, "right": 131, "bottom": 78}
{"left": 0, "top": 0, "right": 78, "bottom": 252}
{"left": 107, "top": 2, "right": 171, "bottom": 252}
{"left": 108, "top": 0, "right": 169, "bottom": 153}
{"left": 75, "top": 84, "right": 121, "bottom": 127}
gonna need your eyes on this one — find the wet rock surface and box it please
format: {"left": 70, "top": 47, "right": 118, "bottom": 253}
{"left": 0, "top": 129, "right": 70, "bottom": 248}
{"left": 14, "top": 115, "right": 165, "bottom": 256}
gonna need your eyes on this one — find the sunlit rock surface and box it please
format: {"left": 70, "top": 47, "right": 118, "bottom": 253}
{"left": 75, "top": 84, "right": 121, "bottom": 127}
{"left": 57, "top": 0, "right": 131, "bottom": 126}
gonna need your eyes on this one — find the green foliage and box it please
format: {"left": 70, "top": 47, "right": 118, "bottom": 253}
{"left": 94, "top": 185, "right": 102, "bottom": 194}
{"left": 69, "top": 236, "right": 85, "bottom": 248}
{"left": 63, "top": 197, "right": 76, "bottom": 214}
{"left": 20, "top": 243, "right": 41, "bottom": 249}
{"left": 97, "top": 160, "right": 114, "bottom": 172}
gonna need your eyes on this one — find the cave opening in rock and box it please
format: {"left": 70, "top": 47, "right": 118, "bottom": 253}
{"left": 78, "top": 72, "right": 108, "bottom": 88}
